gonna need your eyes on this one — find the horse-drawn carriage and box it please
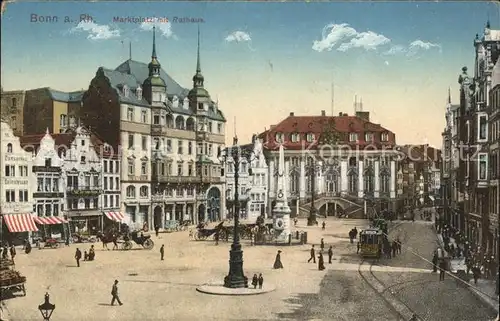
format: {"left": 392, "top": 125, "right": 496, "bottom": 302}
{"left": 122, "top": 231, "right": 155, "bottom": 250}
{"left": 190, "top": 222, "right": 224, "bottom": 241}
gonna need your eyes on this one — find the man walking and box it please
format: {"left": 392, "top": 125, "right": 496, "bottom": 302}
{"left": 439, "top": 259, "right": 447, "bottom": 281}
{"left": 110, "top": 280, "right": 123, "bottom": 306}
{"left": 328, "top": 246, "right": 333, "bottom": 264}
{"left": 308, "top": 245, "right": 316, "bottom": 263}
{"left": 75, "top": 248, "right": 82, "bottom": 267}
{"left": 322, "top": 221, "right": 326, "bottom": 231}
{"left": 160, "top": 245, "right": 164, "bottom": 261}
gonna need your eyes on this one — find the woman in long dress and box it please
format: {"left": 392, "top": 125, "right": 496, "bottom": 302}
{"left": 318, "top": 252, "right": 325, "bottom": 270}
{"left": 273, "top": 250, "right": 283, "bottom": 269}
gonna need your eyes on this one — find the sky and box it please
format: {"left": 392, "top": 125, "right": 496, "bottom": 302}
{"left": 1, "top": 1, "right": 499, "bottom": 148}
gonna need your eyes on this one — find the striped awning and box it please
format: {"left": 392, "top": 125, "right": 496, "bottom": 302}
{"left": 2, "top": 214, "right": 39, "bottom": 233}
{"left": 33, "top": 216, "right": 68, "bottom": 225}
{"left": 104, "top": 211, "right": 125, "bottom": 222}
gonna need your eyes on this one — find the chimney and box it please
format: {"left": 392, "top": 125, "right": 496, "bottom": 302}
{"left": 321, "top": 110, "right": 326, "bottom": 116}
{"left": 338, "top": 112, "right": 343, "bottom": 116}
{"left": 289, "top": 112, "right": 294, "bottom": 116}
{"left": 343, "top": 113, "right": 348, "bottom": 116}
{"left": 355, "top": 111, "right": 370, "bottom": 122}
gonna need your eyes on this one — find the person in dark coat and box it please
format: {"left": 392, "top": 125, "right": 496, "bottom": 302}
{"left": 160, "top": 245, "right": 164, "bottom": 261}
{"left": 258, "top": 273, "right": 264, "bottom": 289}
{"left": 214, "top": 232, "right": 219, "bottom": 246}
{"left": 320, "top": 238, "right": 325, "bottom": 252}
{"left": 353, "top": 227, "right": 358, "bottom": 239}
{"left": 391, "top": 241, "right": 398, "bottom": 258}
{"left": 322, "top": 221, "right": 326, "bottom": 230}
{"left": 110, "top": 280, "right": 123, "bottom": 306}
{"left": 472, "top": 265, "right": 481, "bottom": 285}
{"left": 2, "top": 245, "right": 8, "bottom": 259}
{"left": 439, "top": 260, "right": 447, "bottom": 281}
{"left": 273, "top": 250, "right": 283, "bottom": 269}
{"left": 432, "top": 252, "right": 438, "bottom": 272}
{"left": 308, "top": 245, "right": 316, "bottom": 263}
{"left": 328, "top": 246, "right": 333, "bottom": 264}
{"left": 84, "top": 251, "right": 89, "bottom": 261}
{"left": 9, "top": 245, "right": 16, "bottom": 262}
{"left": 349, "top": 230, "right": 354, "bottom": 244}
{"left": 88, "top": 245, "right": 95, "bottom": 261}
{"left": 75, "top": 248, "right": 82, "bottom": 267}
{"left": 251, "top": 274, "right": 258, "bottom": 289}
{"left": 318, "top": 252, "right": 325, "bottom": 271}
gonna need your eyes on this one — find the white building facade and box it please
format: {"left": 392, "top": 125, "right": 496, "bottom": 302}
{"left": 0, "top": 121, "right": 37, "bottom": 242}
{"left": 101, "top": 146, "right": 123, "bottom": 228}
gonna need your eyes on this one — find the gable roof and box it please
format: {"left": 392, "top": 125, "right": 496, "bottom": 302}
{"left": 20, "top": 132, "right": 76, "bottom": 157}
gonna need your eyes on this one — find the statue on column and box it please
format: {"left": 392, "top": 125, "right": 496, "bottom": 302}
{"left": 272, "top": 144, "right": 291, "bottom": 242}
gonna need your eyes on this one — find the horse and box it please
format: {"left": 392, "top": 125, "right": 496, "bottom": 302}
{"left": 96, "top": 232, "right": 119, "bottom": 250}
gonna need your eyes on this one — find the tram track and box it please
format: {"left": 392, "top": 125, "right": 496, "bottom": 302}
{"left": 357, "top": 221, "right": 425, "bottom": 321}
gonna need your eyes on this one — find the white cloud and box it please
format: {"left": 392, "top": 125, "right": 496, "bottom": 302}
{"left": 140, "top": 18, "right": 175, "bottom": 38}
{"left": 312, "top": 23, "right": 358, "bottom": 52}
{"left": 384, "top": 61, "right": 390, "bottom": 66}
{"left": 225, "top": 31, "right": 251, "bottom": 42}
{"left": 337, "top": 31, "right": 390, "bottom": 52}
{"left": 71, "top": 21, "right": 120, "bottom": 40}
{"left": 409, "top": 40, "right": 440, "bottom": 50}
{"left": 384, "top": 45, "right": 406, "bottom": 55}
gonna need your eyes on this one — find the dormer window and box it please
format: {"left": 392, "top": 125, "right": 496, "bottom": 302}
{"left": 123, "top": 85, "right": 129, "bottom": 97}
{"left": 381, "top": 132, "right": 389, "bottom": 142}
{"left": 7, "top": 143, "right": 12, "bottom": 153}
{"left": 80, "top": 156, "right": 86, "bottom": 164}
{"left": 198, "top": 102, "right": 203, "bottom": 110}
{"left": 349, "top": 133, "right": 358, "bottom": 142}
{"left": 172, "top": 96, "right": 179, "bottom": 108}
{"left": 290, "top": 133, "right": 299, "bottom": 143}
{"left": 136, "top": 87, "right": 142, "bottom": 100}
{"left": 275, "top": 133, "right": 285, "bottom": 143}
{"left": 364, "top": 132, "right": 374, "bottom": 142}
{"left": 306, "top": 133, "right": 315, "bottom": 142}
{"left": 183, "top": 98, "right": 189, "bottom": 109}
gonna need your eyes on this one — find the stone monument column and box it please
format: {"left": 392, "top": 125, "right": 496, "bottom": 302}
{"left": 272, "top": 144, "right": 291, "bottom": 242}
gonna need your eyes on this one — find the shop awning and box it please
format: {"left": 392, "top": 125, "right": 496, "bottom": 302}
{"left": 33, "top": 216, "right": 68, "bottom": 225}
{"left": 2, "top": 213, "right": 39, "bottom": 233}
{"left": 104, "top": 211, "right": 125, "bottom": 222}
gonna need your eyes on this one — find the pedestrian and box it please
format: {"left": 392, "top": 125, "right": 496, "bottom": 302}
{"left": 273, "top": 250, "right": 283, "bottom": 269}
{"left": 155, "top": 225, "right": 159, "bottom": 237}
{"left": 258, "top": 273, "right": 264, "bottom": 289}
{"left": 396, "top": 237, "right": 401, "bottom": 254}
{"left": 214, "top": 232, "right": 219, "bottom": 246}
{"left": 110, "top": 280, "right": 123, "bottom": 306}
{"left": 2, "top": 245, "right": 8, "bottom": 259}
{"left": 9, "top": 245, "right": 16, "bottom": 262}
{"left": 160, "top": 245, "right": 164, "bottom": 261}
{"left": 65, "top": 235, "right": 70, "bottom": 247}
{"left": 320, "top": 238, "right": 325, "bottom": 252}
{"left": 391, "top": 240, "right": 397, "bottom": 258}
{"left": 322, "top": 221, "right": 326, "bottom": 230}
{"left": 308, "top": 245, "right": 316, "bottom": 263}
{"left": 328, "top": 246, "right": 333, "bottom": 264}
{"left": 75, "top": 248, "right": 82, "bottom": 267}
{"left": 472, "top": 265, "right": 480, "bottom": 285}
{"left": 432, "top": 252, "right": 438, "bottom": 273}
{"left": 318, "top": 252, "right": 325, "bottom": 271}
{"left": 439, "top": 259, "right": 447, "bottom": 281}
{"left": 251, "top": 274, "right": 258, "bottom": 289}
{"left": 89, "top": 245, "right": 95, "bottom": 261}
{"left": 349, "top": 230, "right": 354, "bottom": 244}
{"left": 357, "top": 242, "right": 360, "bottom": 254}
{"left": 353, "top": 227, "right": 358, "bottom": 239}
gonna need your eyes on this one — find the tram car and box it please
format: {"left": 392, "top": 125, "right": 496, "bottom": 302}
{"left": 359, "top": 228, "right": 384, "bottom": 258}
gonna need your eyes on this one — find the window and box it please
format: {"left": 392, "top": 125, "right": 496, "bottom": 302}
{"left": 197, "top": 142, "right": 203, "bottom": 155}
{"left": 364, "top": 173, "right": 374, "bottom": 192}
{"left": 128, "top": 159, "right": 135, "bottom": 175}
{"left": 136, "top": 87, "right": 142, "bottom": 100}
{"left": 217, "top": 123, "right": 222, "bottom": 134}
{"left": 5, "top": 165, "right": 15, "bottom": 177}
{"left": 140, "top": 186, "right": 148, "bottom": 198}
{"left": 104, "top": 177, "right": 108, "bottom": 190}
{"left": 198, "top": 102, "right": 204, "bottom": 110}
{"left": 110, "top": 161, "right": 115, "bottom": 173}
{"left": 364, "top": 132, "right": 374, "bottom": 142}
{"left": 275, "top": 133, "right": 284, "bottom": 143}
{"left": 381, "top": 132, "right": 389, "bottom": 142}
{"left": 349, "top": 133, "right": 358, "bottom": 142}
{"left": 177, "top": 140, "right": 183, "bottom": 154}
{"left": 123, "top": 85, "right": 130, "bottom": 97}
{"left": 207, "top": 122, "right": 213, "bottom": 133}
{"left": 177, "top": 163, "right": 183, "bottom": 176}
{"left": 227, "top": 163, "right": 233, "bottom": 173}
{"left": 104, "top": 160, "right": 108, "bottom": 173}
{"left": 5, "top": 190, "right": 15, "bottom": 202}
{"left": 60, "top": 114, "right": 67, "bottom": 127}
{"left": 126, "top": 186, "right": 136, "bottom": 198}
{"left": 115, "top": 195, "right": 119, "bottom": 207}
{"left": 478, "top": 114, "right": 488, "bottom": 141}
{"left": 188, "top": 142, "right": 193, "bottom": 155}
{"left": 104, "top": 195, "right": 108, "bottom": 208}
{"left": 166, "top": 139, "right": 172, "bottom": 153}
{"left": 176, "top": 188, "right": 183, "bottom": 197}
{"left": 11, "top": 98, "right": 17, "bottom": 107}
{"left": 141, "top": 135, "right": 147, "bottom": 151}
{"left": 127, "top": 107, "right": 134, "bottom": 121}
{"left": 19, "top": 190, "right": 28, "bottom": 202}
{"left": 128, "top": 134, "right": 134, "bottom": 149}
{"left": 153, "top": 115, "right": 160, "bottom": 124}
{"left": 188, "top": 163, "right": 193, "bottom": 176}
{"left": 348, "top": 172, "right": 357, "bottom": 193}
{"left": 291, "top": 133, "right": 299, "bottom": 143}
{"left": 80, "top": 156, "right": 86, "bottom": 164}
{"left": 6, "top": 143, "right": 12, "bottom": 153}
{"left": 141, "top": 162, "right": 147, "bottom": 175}
{"left": 208, "top": 144, "right": 213, "bottom": 156}
{"left": 141, "top": 110, "right": 147, "bottom": 123}
{"left": 478, "top": 153, "right": 488, "bottom": 180}
{"left": 306, "top": 133, "right": 315, "bottom": 142}
{"left": 167, "top": 163, "right": 172, "bottom": 175}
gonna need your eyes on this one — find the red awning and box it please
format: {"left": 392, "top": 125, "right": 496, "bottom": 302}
{"left": 104, "top": 211, "right": 125, "bottom": 222}
{"left": 2, "top": 214, "right": 39, "bottom": 233}
{"left": 33, "top": 216, "right": 68, "bottom": 225}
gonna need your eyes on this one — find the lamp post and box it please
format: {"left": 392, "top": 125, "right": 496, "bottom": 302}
{"left": 217, "top": 136, "right": 255, "bottom": 288}
{"left": 38, "top": 292, "right": 55, "bottom": 321}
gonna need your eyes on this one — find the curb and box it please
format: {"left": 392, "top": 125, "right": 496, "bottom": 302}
{"left": 435, "top": 232, "right": 499, "bottom": 314}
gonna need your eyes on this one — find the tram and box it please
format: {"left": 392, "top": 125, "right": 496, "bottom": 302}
{"left": 359, "top": 228, "right": 383, "bottom": 258}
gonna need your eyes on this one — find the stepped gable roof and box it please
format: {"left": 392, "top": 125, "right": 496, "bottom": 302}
{"left": 259, "top": 114, "right": 394, "bottom": 150}
{"left": 20, "top": 132, "right": 76, "bottom": 156}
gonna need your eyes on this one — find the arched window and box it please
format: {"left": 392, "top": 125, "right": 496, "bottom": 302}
{"left": 364, "top": 171, "right": 374, "bottom": 193}
{"left": 126, "top": 186, "right": 136, "bottom": 198}
{"left": 175, "top": 116, "right": 185, "bottom": 130}
{"left": 186, "top": 117, "right": 195, "bottom": 131}
{"left": 348, "top": 171, "right": 358, "bottom": 193}
{"left": 6, "top": 143, "right": 12, "bottom": 153}
{"left": 140, "top": 186, "right": 148, "bottom": 198}
{"left": 166, "top": 114, "right": 174, "bottom": 128}
{"left": 381, "top": 173, "right": 390, "bottom": 193}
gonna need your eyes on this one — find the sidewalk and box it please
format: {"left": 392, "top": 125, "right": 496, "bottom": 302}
{"left": 436, "top": 233, "right": 499, "bottom": 314}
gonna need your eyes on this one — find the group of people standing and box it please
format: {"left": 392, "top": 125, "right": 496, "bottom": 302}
{"left": 307, "top": 239, "right": 334, "bottom": 271}
{"left": 74, "top": 245, "right": 96, "bottom": 267}
{"left": 1, "top": 244, "right": 16, "bottom": 262}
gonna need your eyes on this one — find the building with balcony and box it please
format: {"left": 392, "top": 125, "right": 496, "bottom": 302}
{"left": 61, "top": 127, "right": 103, "bottom": 234}
{"left": 80, "top": 28, "right": 226, "bottom": 229}
{"left": 20, "top": 129, "right": 71, "bottom": 236}
{"left": 0, "top": 121, "right": 37, "bottom": 243}
{"left": 224, "top": 135, "right": 269, "bottom": 222}
{"left": 258, "top": 103, "right": 399, "bottom": 219}
{"left": 0, "top": 89, "right": 25, "bottom": 136}
{"left": 22, "top": 88, "right": 85, "bottom": 135}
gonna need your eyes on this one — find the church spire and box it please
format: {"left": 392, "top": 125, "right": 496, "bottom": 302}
{"left": 448, "top": 87, "right": 451, "bottom": 104}
{"left": 152, "top": 26, "right": 157, "bottom": 58}
{"left": 196, "top": 24, "right": 201, "bottom": 73}
{"left": 192, "top": 24, "right": 204, "bottom": 88}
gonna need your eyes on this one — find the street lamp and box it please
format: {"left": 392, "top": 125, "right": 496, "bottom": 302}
{"left": 38, "top": 292, "right": 55, "bottom": 321}
{"left": 305, "top": 157, "right": 323, "bottom": 226}
{"left": 217, "top": 136, "right": 255, "bottom": 288}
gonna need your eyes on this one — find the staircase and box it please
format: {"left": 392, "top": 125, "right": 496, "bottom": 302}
{"left": 297, "top": 193, "right": 364, "bottom": 219}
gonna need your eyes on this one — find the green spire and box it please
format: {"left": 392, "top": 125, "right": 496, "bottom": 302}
{"left": 192, "top": 24, "right": 204, "bottom": 88}
{"left": 152, "top": 26, "right": 157, "bottom": 58}
{"left": 196, "top": 24, "right": 201, "bottom": 73}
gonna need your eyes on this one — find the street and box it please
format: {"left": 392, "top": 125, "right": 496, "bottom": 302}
{"left": 2, "top": 218, "right": 496, "bottom": 321}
